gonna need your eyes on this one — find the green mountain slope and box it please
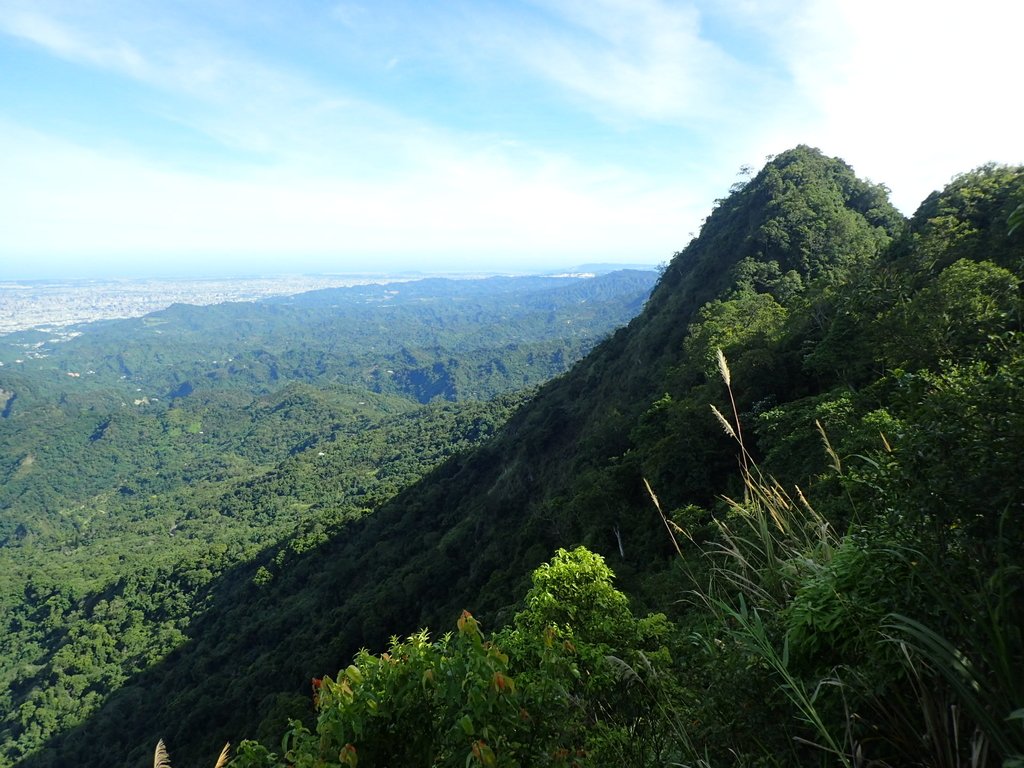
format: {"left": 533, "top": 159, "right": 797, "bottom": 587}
{"left": 11, "top": 148, "right": 1024, "bottom": 767}
{"left": 0, "top": 272, "right": 658, "bottom": 767}
{"left": 0, "top": 270, "right": 656, "bottom": 562}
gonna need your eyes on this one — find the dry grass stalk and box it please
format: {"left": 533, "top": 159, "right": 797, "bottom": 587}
{"left": 152, "top": 740, "right": 231, "bottom": 768}
{"left": 709, "top": 403, "right": 737, "bottom": 440}
{"left": 715, "top": 348, "right": 748, "bottom": 472}
{"left": 816, "top": 419, "right": 842, "bottom": 474}
{"left": 716, "top": 347, "right": 731, "bottom": 387}
{"left": 154, "top": 740, "right": 171, "bottom": 768}
{"left": 213, "top": 743, "right": 231, "bottom": 768}
{"left": 644, "top": 477, "right": 683, "bottom": 558}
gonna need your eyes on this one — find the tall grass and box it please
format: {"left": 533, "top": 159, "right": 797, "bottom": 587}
{"left": 649, "top": 349, "right": 857, "bottom": 766}
{"left": 649, "top": 349, "right": 1023, "bottom": 767}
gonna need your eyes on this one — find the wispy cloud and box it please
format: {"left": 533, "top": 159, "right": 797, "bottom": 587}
{"left": 453, "top": 0, "right": 766, "bottom": 126}
{"left": 0, "top": 0, "right": 715, "bottom": 270}
{"left": 0, "top": 3, "right": 360, "bottom": 159}
{"left": 1, "top": 8, "right": 153, "bottom": 78}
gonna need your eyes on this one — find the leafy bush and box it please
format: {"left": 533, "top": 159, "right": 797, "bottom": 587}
{"left": 232, "top": 548, "right": 678, "bottom": 768}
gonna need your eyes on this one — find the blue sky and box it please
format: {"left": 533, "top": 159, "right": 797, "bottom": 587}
{"left": 0, "top": 0, "right": 1021, "bottom": 279}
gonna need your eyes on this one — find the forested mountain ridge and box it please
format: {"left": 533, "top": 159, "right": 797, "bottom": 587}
{"left": 9, "top": 147, "right": 1024, "bottom": 767}
{"left": 0, "top": 271, "right": 656, "bottom": 541}
{"left": 0, "top": 272, "right": 658, "bottom": 767}
{"left": 0, "top": 271, "right": 656, "bottom": 409}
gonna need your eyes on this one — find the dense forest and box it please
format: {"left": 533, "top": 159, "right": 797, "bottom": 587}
{"left": 4, "top": 146, "right": 1024, "bottom": 767}
{"left": 0, "top": 271, "right": 658, "bottom": 767}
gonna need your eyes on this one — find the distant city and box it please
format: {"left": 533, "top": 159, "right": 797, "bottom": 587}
{"left": 0, "top": 274, "right": 416, "bottom": 335}
{"left": 0, "top": 265, "right": 652, "bottom": 336}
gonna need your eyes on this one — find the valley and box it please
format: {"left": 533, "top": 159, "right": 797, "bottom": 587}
{"left": 0, "top": 270, "right": 658, "bottom": 767}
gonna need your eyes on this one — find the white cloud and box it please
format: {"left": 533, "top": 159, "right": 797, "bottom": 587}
{"left": 755, "top": 0, "right": 1024, "bottom": 212}
{"left": 464, "top": 0, "right": 765, "bottom": 125}
{"left": 0, "top": 8, "right": 154, "bottom": 78}
{"left": 0, "top": 120, "right": 696, "bottom": 270}
{"left": 0, "top": 4, "right": 352, "bottom": 157}
{"left": 0, "top": 1, "right": 713, "bottom": 272}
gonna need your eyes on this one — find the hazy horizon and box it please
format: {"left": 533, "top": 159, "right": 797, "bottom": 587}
{"left": 0, "top": 260, "right": 659, "bottom": 283}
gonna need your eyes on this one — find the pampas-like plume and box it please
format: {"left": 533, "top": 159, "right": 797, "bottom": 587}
{"left": 716, "top": 347, "right": 731, "bottom": 387}
{"left": 154, "top": 740, "right": 171, "bottom": 768}
{"left": 152, "top": 740, "right": 230, "bottom": 768}
{"left": 644, "top": 477, "right": 683, "bottom": 557}
{"left": 709, "top": 404, "right": 737, "bottom": 440}
{"left": 714, "top": 349, "right": 748, "bottom": 471}
{"left": 213, "top": 743, "right": 231, "bottom": 768}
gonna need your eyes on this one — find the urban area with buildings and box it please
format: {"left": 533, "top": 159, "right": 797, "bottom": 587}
{"left": 0, "top": 275, "right": 399, "bottom": 336}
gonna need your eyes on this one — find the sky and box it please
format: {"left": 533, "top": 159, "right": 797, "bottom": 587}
{"left": 0, "top": 0, "right": 1021, "bottom": 279}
